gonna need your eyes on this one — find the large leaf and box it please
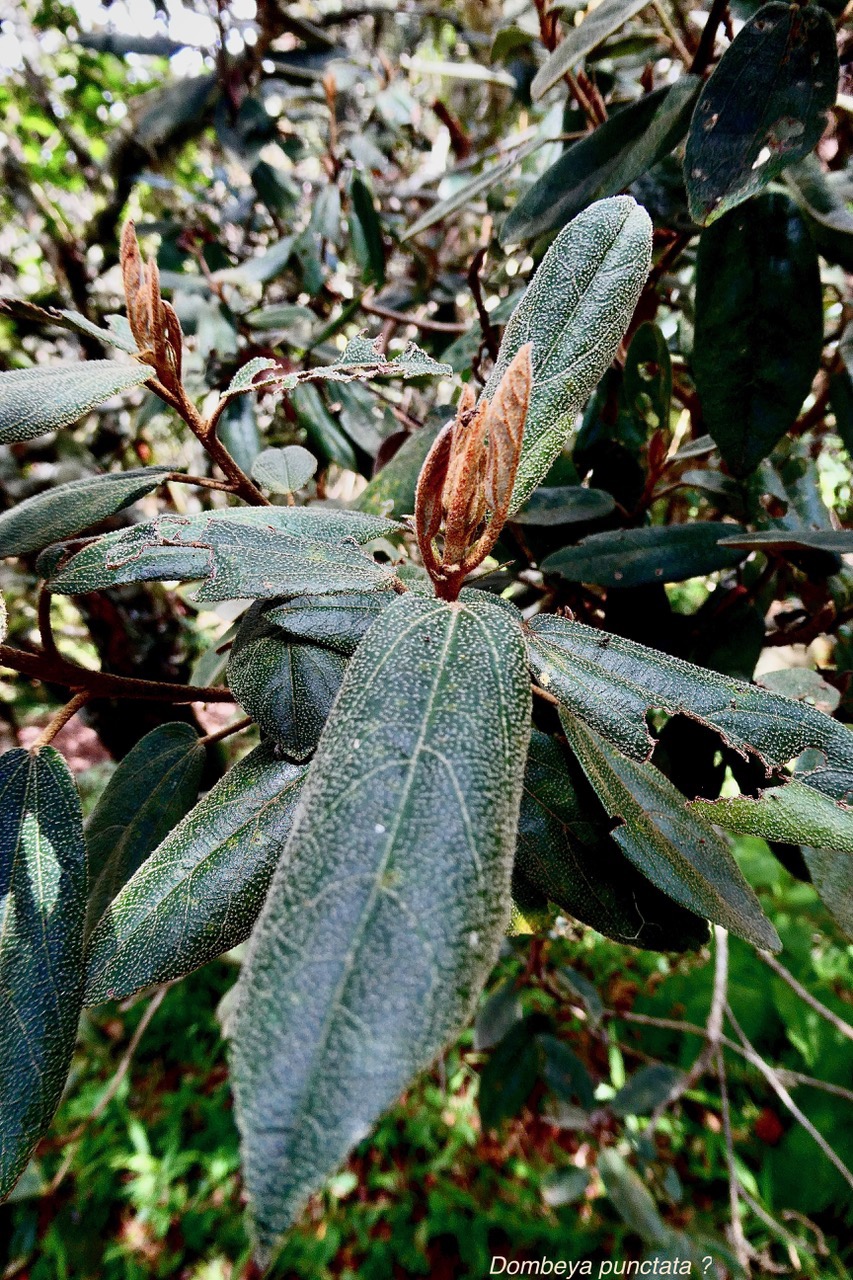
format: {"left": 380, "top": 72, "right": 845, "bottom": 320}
{"left": 0, "top": 747, "right": 87, "bottom": 1198}
{"left": 786, "top": 155, "right": 853, "bottom": 273}
{"left": 525, "top": 613, "right": 853, "bottom": 801}
{"left": 85, "top": 724, "right": 206, "bottom": 936}
{"left": 684, "top": 2, "right": 839, "bottom": 224}
{"left": 228, "top": 604, "right": 347, "bottom": 759}
{"left": 229, "top": 592, "right": 531, "bottom": 1259}
{"left": 562, "top": 714, "right": 780, "bottom": 950}
{"left": 503, "top": 79, "right": 699, "bottom": 243}
{"left": 84, "top": 747, "right": 306, "bottom": 1005}
{"left": 719, "top": 529, "right": 853, "bottom": 555}
{"left": 0, "top": 299, "right": 139, "bottom": 354}
{"left": 45, "top": 508, "right": 402, "bottom": 598}
{"left": 531, "top": 0, "right": 650, "bottom": 100}
{"left": 0, "top": 362, "right": 151, "bottom": 445}
{"left": 540, "top": 522, "right": 747, "bottom": 588}
{"left": 265, "top": 591, "right": 390, "bottom": 655}
{"left": 801, "top": 848, "right": 853, "bottom": 942}
{"left": 693, "top": 780, "right": 853, "bottom": 852}
{"left": 692, "top": 192, "right": 823, "bottom": 476}
{"left": 516, "top": 730, "right": 709, "bottom": 951}
{"left": 489, "top": 196, "right": 652, "bottom": 512}
{"left": 0, "top": 468, "right": 171, "bottom": 559}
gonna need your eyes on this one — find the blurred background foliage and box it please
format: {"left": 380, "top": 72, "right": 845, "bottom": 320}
{"left": 0, "top": 0, "right": 852, "bottom": 1276}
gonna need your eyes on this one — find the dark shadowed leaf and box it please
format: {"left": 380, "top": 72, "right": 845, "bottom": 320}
{"left": 802, "top": 847, "right": 853, "bottom": 941}
{"left": 692, "top": 193, "right": 823, "bottom": 476}
{"left": 0, "top": 748, "right": 86, "bottom": 1198}
{"left": 349, "top": 175, "right": 386, "bottom": 286}
{"left": 598, "top": 1150, "right": 670, "bottom": 1246}
{"left": 785, "top": 155, "right": 853, "bottom": 272}
{"left": 0, "top": 468, "right": 171, "bottom": 559}
{"left": 611, "top": 1064, "right": 683, "bottom": 1117}
{"left": 355, "top": 423, "right": 443, "bottom": 516}
{"left": 531, "top": 0, "right": 650, "bottom": 100}
{"left": 0, "top": 362, "right": 151, "bottom": 445}
{"left": 719, "top": 529, "right": 853, "bottom": 555}
{"left": 621, "top": 322, "right": 673, "bottom": 438}
{"left": 474, "top": 981, "right": 523, "bottom": 1053}
{"left": 229, "top": 592, "right": 531, "bottom": 1260}
{"left": 685, "top": 2, "right": 838, "bottom": 224}
{"left": 85, "top": 723, "right": 205, "bottom": 936}
{"left": 562, "top": 713, "right": 781, "bottom": 951}
{"left": 84, "top": 746, "right": 307, "bottom": 1005}
{"left": 216, "top": 396, "right": 262, "bottom": 474}
{"left": 539, "top": 1034, "right": 595, "bottom": 1110}
{"left": 479, "top": 1016, "right": 542, "bottom": 1129}
{"left": 511, "top": 485, "right": 615, "bottom": 526}
{"left": 541, "top": 523, "right": 747, "bottom": 588}
{"left": 266, "top": 591, "right": 390, "bottom": 655}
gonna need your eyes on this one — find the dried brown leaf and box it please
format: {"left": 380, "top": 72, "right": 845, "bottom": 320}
{"left": 484, "top": 342, "right": 531, "bottom": 520}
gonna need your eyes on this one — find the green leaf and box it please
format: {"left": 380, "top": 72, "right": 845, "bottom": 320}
{"left": 0, "top": 467, "right": 171, "bottom": 559}
{"left": 801, "top": 847, "right": 853, "bottom": 941}
{"left": 355, "top": 423, "right": 442, "bottom": 517}
{"left": 0, "top": 361, "right": 151, "bottom": 445}
{"left": 349, "top": 175, "right": 385, "bottom": 286}
{"left": 478, "top": 1017, "right": 542, "bottom": 1130}
{"left": 491, "top": 196, "right": 653, "bottom": 512}
{"left": 265, "top": 591, "right": 390, "bottom": 655}
{"left": 693, "top": 779, "right": 853, "bottom": 854}
{"left": 45, "top": 508, "right": 402, "bottom": 597}
{"left": 85, "top": 724, "right": 206, "bottom": 937}
{"left": 692, "top": 193, "right": 823, "bottom": 476}
{"left": 502, "top": 79, "right": 699, "bottom": 243}
{"left": 0, "top": 747, "right": 87, "bottom": 1199}
{"left": 290, "top": 383, "right": 357, "bottom": 471}
{"left": 540, "top": 522, "right": 747, "bottom": 588}
{"left": 251, "top": 446, "right": 317, "bottom": 494}
{"left": 621, "top": 321, "right": 673, "bottom": 437}
{"left": 562, "top": 713, "right": 781, "bottom": 951}
{"left": 288, "top": 334, "right": 452, "bottom": 391}
{"left": 216, "top": 396, "right": 262, "bottom": 474}
{"left": 598, "top": 1150, "right": 670, "bottom": 1247}
{"left": 229, "top": 592, "right": 531, "bottom": 1259}
{"left": 611, "top": 1063, "right": 683, "bottom": 1116}
{"left": 785, "top": 155, "right": 853, "bottom": 272}
{"left": 84, "top": 746, "right": 306, "bottom": 1005}
{"left": 0, "top": 299, "right": 140, "bottom": 353}
{"left": 516, "top": 730, "right": 710, "bottom": 951}
{"left": 474, "top": 981, "right": 522, "bottom": 1052}
{"left": 403, "top": 136, "right": 543, "bottom": 241}
{"left": 222, "top": 357, "right": 280, "bottom": 399}
{"left": 539, "top": 1034, "right": 595, "bottom": 1110}
{"left": 531, "top": 0, "right": 651, "bottom": 100}
{"left": 684, "top": 2, "right": 839, "bottom": 224}
{"left": 511, "top": 485, "right": 616, "bottom": 526}
{"left": 719, "top": 529, "right": 853, "bottom": 555}
{"left": 228, "top": 604, "right": 347, "bottom": 759}
{"left": 525, "top": 613, "right": 853, "bottom": 801}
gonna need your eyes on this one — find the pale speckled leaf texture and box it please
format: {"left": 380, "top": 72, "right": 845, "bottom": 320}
{"left": 0, "top": 467, "right": 172, "bottom": 559}
{"left": 44, "top": 508, "right": 402, "bottom": 598}
{"left": 229, "top": 592, "right": 531, "bottom": 1261}
{"left": 562, "top": 714, "right": 780, "bottom": 952}
{"left": 84, "top": 746, "right": 306, "bottom": 1005}
{"left": 526, "top": 614, "right": 853, "bottom": 802}
{"left": 0, "top": 361, "right": 151, "bottom": 444}
{"left": 0, "top": 747, "right": 87, "bottom": 1199}
{"left": 489, "top": 197, "right": 652, "bottom": 513}
{"left": 228, "top": 604, "right": 347, "bottom": 760}
{"left": 266, "top": 591, "right": 390, "bottom": 655}
{"left": 85, "top": 723, "right": 206, "bottom": 937}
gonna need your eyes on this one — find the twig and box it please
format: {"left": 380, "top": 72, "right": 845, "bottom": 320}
{"left": 758, "top": 950, "right": 853, "bottom": 1044}
{"left": 651, "top": 1, "right": 694, "bottom": 67}
{"left": 532, "top": 683, "right": 560, "bottom": 707}
{"left": 28, "top": 690, "right": 92, "bottom": 751}
{"left": 726, "top": 1003, "right": 853, "bottom": 1195}
{"left": 360, "top": 298, "right": 467, "bottom": 333}
{"left": 1, "top": 643, "right": 236, "bottom": 704}
{"left": 690, "top": 0, "right": 730, "bottom": 75}
{"left": 467, "top": 247, "right": 499, "bottom": 364}
{"left": 199, "top": 713, "right": 255, "bottom": 746}
{"left": 717, "top": 1046, "right": 750, "bottom": 1269}
{"left": 739, "top": 1186, "right": 804, "bottom": 1266}
{"left": 166, "top": 471, "right": 237, "bottom": 493}
{"left": 37, "top": 581, "right": 61, "bottom": 663}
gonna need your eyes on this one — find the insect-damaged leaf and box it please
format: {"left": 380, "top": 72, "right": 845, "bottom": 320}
{"left": 540, "top": 523, "right": 748, "bottom": 588}
{"left": 516, "top": 731, "right": 709, "bottom": 952}
{"left": 684, "top": 2, "right": 838, "bottom": 225}
{"left": 525, "top": 613, "right": 853, "bottom": 802}
{"left": 692, "top": 193, "right": 823, "bottom": 477}
{"left": 84, "top": 746, "right": 307, "bottom": 1005}
{"left": 85, "top": 723, "right": 205, "bottom": 937}
{"left": 0, "top": 467, "right": 172, "bottom": 559}
{"left": 229, "top": 592, "right": 531, "bottom": 1260}
{"left": 0, "top": 361, "right": 151, "bottom": 445}
{"left": 0, "top": 748, "right": 87, "bottom": 1199}
{"left": 562, "top": 714, "right": 780, "bottom": 951}
{"left": 228, "top": 604, "right": 347, "bottom": 760}
{"left": 490, "top": 196, "right": 652, "bottom": 513}
{"left": 266, "top": 591, "right": 390, "bottom": 655}
{"left": 44, "top": 508, "right": 402, "bottom": 597}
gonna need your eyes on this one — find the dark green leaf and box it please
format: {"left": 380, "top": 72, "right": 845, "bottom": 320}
{"left": 611, "top": 1063, "right": 683, "bottom": 1116}
{"left": 85, "top": 724, "right": 206, "bottom": 936}
{"left": 693, "top": 779, "right": 853, "bottom": 854}
{"left": 598, "top": 1150, "right": 670, "bottom": 1246}
{"left": 84, "top": 746, "right": 307, "bottom": 1005}
{"left": 228, "top": 604, "right": 346, "bottom": 759}
{"left": 539, "top": 1034, "right": 595, "bottom": 1110}
{"left": 801, "top": 847, "right": 853, "bottom": 941}
{"left": 491, "top": 196, "right": 653, "bottom": 511}
{"left": 516, "top": 730, "right": 709, "bottom": 951}
{"left": 229, "top": 592, "right": 531, "bottom": 1259}
{"left": 719, "top": 529, "right": 853, "bottom": 555}
{"left": 562, "top": 713, "right": 781, "bottom": 950}
{"left": 290, "top": 383, "right": 357, "bottom": 471}
{"left": 785, "top": 155, "right": 853, "bottom": 272}
{"left": 266, "top": 591, "right": 390, "bottom": 655}
{"left": 541, "top": 1167, "right": 590, "bottom": 1208}
{"left": 474, "top": 981, "right": 523, "bottom": 1052}
{"left": 511, "top": 485, "right": 615, "bottom": 526}
{"left": 531, "top": 0, "right": 650, "bottom": 99}
{"left": 526, "top": 612, "right": 853, "bottom": 800}
{"left": 621, "top": 321, "right": 673, "bottom": 438}
{"left": 216, "top": 396, "right": 262, "bottom": 474}
{"left": 251, "top": 446, "right": 317, "bottom": 494}
{"left": 685, "top": 2, "right": 838, "bottom": 224}
{"left": 0, "top": 468, "right": 171, "bottom": 559}
{"left": 692, "top": 192, "right": 823, "bottom": 476}
{"left": 503, "top": 79, "right": 699, "bottom": 243}
{"left": 478, "top": 1016, "right": 542, "bottom": 1130}
{"left": 0, "top": 362, "right": 151, "bottom": 445}
{"left": 0, "top": 748, "right": 86, "bottom": 1198}
{"left": 349, "top": 175, "right": 386, "bottom": 286}
{"left": 541, "top": 523, "right": 747, "bottom": 588}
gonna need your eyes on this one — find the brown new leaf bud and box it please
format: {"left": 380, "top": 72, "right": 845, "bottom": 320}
{"left": 483, "top": 342, "right": 532, "bottom": 521}
{"left": 119, "top": 219, "right": 185, "bottom": 396}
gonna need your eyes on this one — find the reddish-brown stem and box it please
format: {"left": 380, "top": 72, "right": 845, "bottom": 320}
{"left": 198, "top": 714, "right": 255, "bottom": 746}
{"left": 37, "top": 582, "right": 61, "bottom": 663}
{"left": 690, "top": 0, "right": 730, "bottom": 75}
{"left": 29, "top": 690, "right": 92, "bottom": 751}
{"left": 166, "top": 472, "right": 237, "bottom": 493}
{"left": 1, "top": 643, "right": 235, "bottom": 704}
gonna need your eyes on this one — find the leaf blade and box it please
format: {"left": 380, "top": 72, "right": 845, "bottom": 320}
{"left": 0, "top": 362, "right": 150, "bottom": 445}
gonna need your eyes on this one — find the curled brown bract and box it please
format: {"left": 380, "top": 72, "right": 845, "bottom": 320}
{"left": 414, "top": 342, "right": 532, "bottom": 600}
{"left": 120, "top": 219, "right": 184, "bottom": 397}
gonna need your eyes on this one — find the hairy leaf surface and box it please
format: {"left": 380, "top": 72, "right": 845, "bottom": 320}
{"left": 265, "top": 591, "right": 390, "bottom": 655}
{"left": 230, "top": 592, "right": 531, "bottom": 1259}
{"left": 84, "top": 747, "right": 306, "bottom": 1004}
{"left": 0, "top": 748, "right": 87, "bottom": 1198}
{"left": 0, "top": 362, "right": 150, "bottom": 444}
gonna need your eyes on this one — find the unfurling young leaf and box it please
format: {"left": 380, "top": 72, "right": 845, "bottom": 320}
{"left": 229, "top": 591, "right": 531, "bottom": 1261}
